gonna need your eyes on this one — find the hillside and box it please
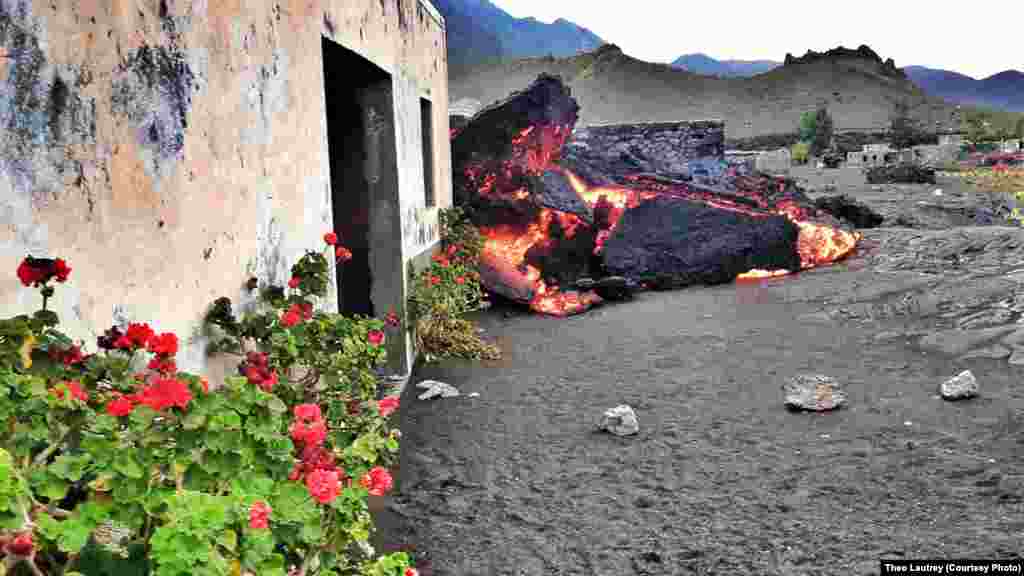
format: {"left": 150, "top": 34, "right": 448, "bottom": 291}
{"left": 903, "top": 66, "right": 1024, "bottom": 113}
{"left": 450, "top": 44, "right": 964, "bottom": 139}
{"left": 671, "top": 53, "right": 781, "bottom": 77}
{"left": 431, "top": 0, "right": 603, "bottom": 75}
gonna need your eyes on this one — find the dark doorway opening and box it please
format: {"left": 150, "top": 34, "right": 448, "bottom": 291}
{"left": 322, "top": 36, "right": 401, "bottom": 323}
{"left": 421, "top": 98, "right": 435, "bottom": 207}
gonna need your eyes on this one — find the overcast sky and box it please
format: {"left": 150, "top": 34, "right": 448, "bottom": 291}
{"left": 489, "top": 0, "right": 1021, "bottom": 79}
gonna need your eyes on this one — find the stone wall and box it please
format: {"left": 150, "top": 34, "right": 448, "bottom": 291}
{"left": 566, "top": 121, "right": 725, "bottom": 179}
{"left": 0, "top": 0, "right": 451, "bottom": 378}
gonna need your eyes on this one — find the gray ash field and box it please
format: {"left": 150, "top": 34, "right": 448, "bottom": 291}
{"left": 374, "top": 167, "right": 1024, "bottom": 576}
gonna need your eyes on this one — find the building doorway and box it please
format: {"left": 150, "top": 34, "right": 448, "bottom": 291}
{"left": 321, "top": 36, "right": 402, "bottom": 331}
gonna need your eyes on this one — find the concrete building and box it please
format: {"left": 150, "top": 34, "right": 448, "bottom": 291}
{"left": 846, "top": 143, "right": 896, "bottom": 167}
{"left": 0, "top": 0, "right": 451, "bottom": 378}
{"left": 755, "top": 148, "right": 792, "bottom": 175}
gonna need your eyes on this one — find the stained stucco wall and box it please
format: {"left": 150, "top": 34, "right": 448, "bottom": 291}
{"left": 0, "top": 0, "right": 451, "bottom": 379}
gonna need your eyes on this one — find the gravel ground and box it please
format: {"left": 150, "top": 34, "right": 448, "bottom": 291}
{"left": 372, "top": 168, "right": 1024, "bottom": 576}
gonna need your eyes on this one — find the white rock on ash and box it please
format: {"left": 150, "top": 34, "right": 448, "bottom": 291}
{"left": 416, "top": 380, "right": 461, "bottom": 400}
{"left": 783, "top": 374, "right": 847, "bottom": 411}
{"left": 940, "top": 370, "right": 979, "bottom": 400}
{"left": 599, "top": 405, "right": 639, "bottom": 436}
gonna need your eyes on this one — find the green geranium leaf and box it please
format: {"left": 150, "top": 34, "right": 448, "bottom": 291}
{"left": 265, "top": 395, "right": 287, "bottom": 414}
{"left": 349, "top": 435, "right": 377, "bottom": 463}
{"left": 217, "top": 529, "right": 237, "bottom": 552}
{"left": 182, "top": 412, "right": 207, "bottom": 430}
{"left": 114, "top": 454, "right": 144, "bottom": 479}
{"left": 50, "top": 453, "right": 93, "bottom": 482}
{"left": 36, "top": 475, "right": 71, "bottom": 501}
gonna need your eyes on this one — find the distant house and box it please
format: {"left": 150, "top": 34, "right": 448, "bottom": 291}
{"left": 756, "top": 148, "right": 792, "bottom": 174}
{"left": 0, "top": 0, "right": 452, "bottom": 377}
{"left": 847, "top": 143, "right": 895, "bottom": 167}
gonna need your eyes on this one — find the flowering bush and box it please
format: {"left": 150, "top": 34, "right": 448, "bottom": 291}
{"left": 406, "top": 208, "right": 499, "bottom": 362}
{"left": 0, "top": 241, "right": 417, "bottom": 575}
{"left": 953, "top": 166, "right": 1024, "bottom": 225}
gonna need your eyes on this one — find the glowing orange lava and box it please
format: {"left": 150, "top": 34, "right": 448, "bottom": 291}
{"left": 794, "top": 221, "right": 859, "bottom": 269}
{"left": 479, "top": 208, "right": 593, "bottom": 315}
{"left": 468, "top": 124, "right": 860, "bottom": 316}
{"left": 736, "top": 269, "right": 791, "bottom": 280}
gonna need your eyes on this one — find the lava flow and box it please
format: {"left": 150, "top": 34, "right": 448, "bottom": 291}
{"left": 478, "top": 208, "right": 601, "bottom": 315}
{"left": 469, "top": 123, "right": 860, "bottom": 316}
{"left": 474, "top": 124, "right": 604, "bottom": 316}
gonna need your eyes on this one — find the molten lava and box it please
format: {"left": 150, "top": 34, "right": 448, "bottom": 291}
{"left": 468, "top": 122, "right": 860, "bottom": 316}
{"left": 736, "top": 269, "right": 791, "bottom": 280}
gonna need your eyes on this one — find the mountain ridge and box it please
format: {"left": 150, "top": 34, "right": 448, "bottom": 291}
{"left": 449, "top": 44, "right": 966, "bottom": 139}
{"left": 431, "top": 0, "right": 604, "bottom": 75}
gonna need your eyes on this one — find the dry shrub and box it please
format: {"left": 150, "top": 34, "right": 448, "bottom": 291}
{"left": 415, "top": 314, "right": 501, "bottom": 361}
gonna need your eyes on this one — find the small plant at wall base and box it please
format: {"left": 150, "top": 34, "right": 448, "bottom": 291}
{"left": 0, "top": 244, "right": 418, "bottom": 576}
{"left": 407, "top": 207, "right": 500, "bottom": 362}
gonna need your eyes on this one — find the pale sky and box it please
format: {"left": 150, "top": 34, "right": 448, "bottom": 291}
{"left": 489, "top": 0, "right": 1022, "bottom": 79}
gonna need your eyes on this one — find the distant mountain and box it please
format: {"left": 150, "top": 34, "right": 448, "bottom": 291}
{"left": 450, "top": 44, "right": 965, "bottom": 139}
{"left": 431, "top": 0, "right": 603, "bottom": 75}
{"left": 670, "top": 53, "right": 781, "bottom": 77}
{"left": 902, "top": 66, "right": 1024, "bottom": 112}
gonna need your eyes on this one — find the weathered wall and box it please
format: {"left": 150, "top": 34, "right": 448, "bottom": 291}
{"left": 0, "top": 0, "right": 450, "bottom": 377}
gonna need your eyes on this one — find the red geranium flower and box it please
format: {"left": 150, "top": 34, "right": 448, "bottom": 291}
{"left": 294, "top": 403, "right": 322, "bottom": 422}
{"left": 247, "top": 351, "right": 268, "bottom": 366}
{"left": 281, "top": 308, "right": 301, "bottom": 328}
{"left": 429, "top": 276, "right": 441, "bottom": 286}
{"left": 147, "top": 332, "right": 178, "bottom": 357}
{"left": 359, "top": 466, "right": 393, "bottom": 496}
{"left": 385, "top": 310, "right": 401, "bottom": 328}
{"left": 97, "top": 326, "right": 124, "bottom": 350}
{"left": 16, "top": 256, "right": 71, "bottom": 287}
{"left": 324, "top": 232, "right": 338, "bottom": 245}
{"left": 305, "top": 469, "right": 341, "bottom": 504}
{"left": 53, "top": 258, "right": 71, "bottom": 282}
{"left": 377, "top": 396, "right": 399, "bottom": 417}
{"left": 446, "top": 244, "right": 459, "bottom": 257}
{"left": 300, "top": 302, "right": 313, "bottom": 320}
{"left": 124, "top": 323, "right": 155, "bottom": 349}
{"left": 16, "top": 258, "right": 43, "bottom": 286}
{"left": 455, "top": 276, "right": 466, "bottom": 285}
{"left": 335, "top": 246, "right": 353, "bottom": 263}
{"left": 290, "top": 419, "right": 327, "bottom": 447}
{"left": 249, "top": 501, "right": 272, "bottom": 530}
{"left": 405, "top": 568, "right": 420, "bottom": 576}
{"left": 367, "top": 329, "right": 385, "bottom": 347}
{"left": 56, "top": 344, "right": 84, "bottom": 366}
{"left": 257, "top": 370, "right": 277, "bottom": 392}
{"left": 136, "top": 377, "right": 192, "bottom": 412}
{"left": 106, "top": 394, "right": 135, "bottom": 417}
{"left": 6, "top": 532, "right": 33, "bottom": 557}
{"left": 70, "top": 381, "right": 89, "bottom": 402}
{"left": 288, "top": 276, "right": 301, "bottom": 289}
{"left": 52, "top": 381, "right": 88, "bottom": 403}
{"left": 147, "top": 357, "right": 178, "bottom": 375}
